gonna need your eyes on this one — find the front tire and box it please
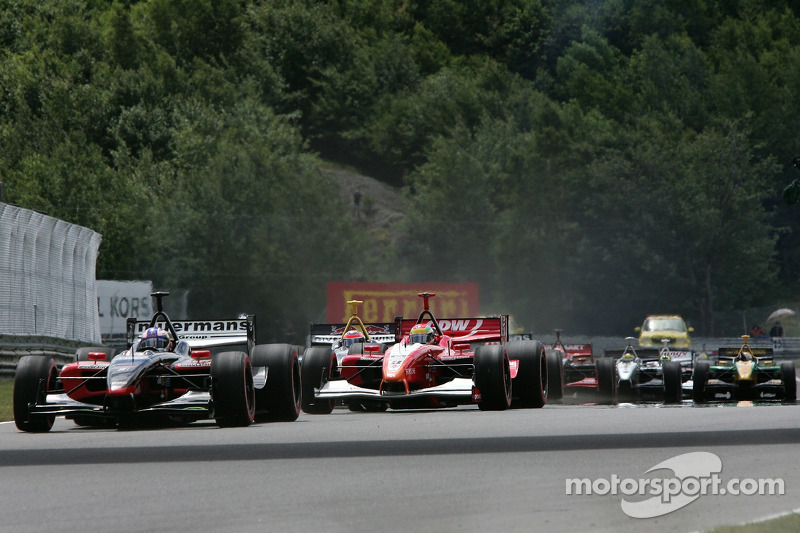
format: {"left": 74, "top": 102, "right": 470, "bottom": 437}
{"left": 506, "top": 340, "right": 547, "bottom": 408}
{"left": 473, "top": 345, "right": 512, "bottom": 410}
{"left": 212, "top": 352, "right": 255, "bottom": 427}
{"left": 301, "top": 346, "right": 337, "bottom": 414}
{"left": 546, "top": 350, "right": 564, "bottom": 401}
{"left": 595, "top": 357, "right": 616, "bottom": 404}
{"left": 662, "top": 361, "right": 682, "bottom": 403}
{"left": 14, "top": 356, "right": 57, "bottom": 432}
{"left": 693, "top": 361, "right": 710, "bottom": 403}
{"left": 250, "top": 344, "right": 301, "bottom": 422}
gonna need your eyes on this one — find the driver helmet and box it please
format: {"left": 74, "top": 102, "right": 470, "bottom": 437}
{"left": 342, "top": 329, "right": 366, "bottom": 348}
{"left": 410, "top": 323, "right": 435, "bottom": 344}
{"left": 140, "top": 327, "right": 173, "bottom": 351}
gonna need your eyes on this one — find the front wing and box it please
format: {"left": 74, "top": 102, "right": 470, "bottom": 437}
{"left": 702, "top": 373, "right": 787, "bottom": 400}
{"left": 27, "top": 390, "right": 214, "bottom": 419}
{"left": 315, "top": 377, "right": 474, "bottom": 402}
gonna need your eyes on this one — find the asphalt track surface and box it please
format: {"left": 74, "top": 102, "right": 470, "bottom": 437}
{"left": 1, "top": 398, "right": 799, "bottom": 533}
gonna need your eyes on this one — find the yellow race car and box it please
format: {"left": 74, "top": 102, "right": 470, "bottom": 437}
{"left": 636, "top": 314, "right": 693, "bottom": 348}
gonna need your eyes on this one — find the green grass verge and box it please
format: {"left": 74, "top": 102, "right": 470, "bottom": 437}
{"left": 0, "top": 379, "right": 12, "bottom": 422}
{"left": 706, "top": 512, "right": 800, "bottom": 532}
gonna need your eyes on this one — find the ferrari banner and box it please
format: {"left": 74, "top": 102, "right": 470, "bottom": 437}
{"left": 326, "top": 282, "right": 479, "bottom": 323}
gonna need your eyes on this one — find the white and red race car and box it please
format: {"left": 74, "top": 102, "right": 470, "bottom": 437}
{"left": 301, "top": 292, "right": 550, "bottom": 413}
{"left": 547, "top": 330, "right": 615, "bottom": 403}
{"left": 13, "top": 292, "right": 301, "bottom": 431}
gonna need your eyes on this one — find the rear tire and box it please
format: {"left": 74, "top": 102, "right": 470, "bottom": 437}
{"left": 250, "top": 344, "right": 301, "bottom": 422}
{"left": 506, "top": 340, "right": 547, "bottom": 408}
{"left": 212, "top": 352, "right": 255, "bottom": 427}
{"left": 693, "top": 361, "right": 710, "bottom": 403}
{"left": 663, "top": 361, "right": 682, "bottom": 403}
{"left": 595, "top": 357, "right": 616, "bottom": 404}
{"left": 474, "top": 345, "right": 512, "bottom": 410}
{"left": 301, "top": 346, "right": 337, "bottom": 414}
{"left": 13, "top": 356, "right": 57, "bottom": 432}
{"left": 545, "top": 350, "right": 564, "bottom": 401}
{"left": 780, "top": 361, "right": 796, "bottom": 402}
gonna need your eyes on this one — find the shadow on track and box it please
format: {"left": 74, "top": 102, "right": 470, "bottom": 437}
{"left": 4, "top": 427, "right": 800, "bottom": 467}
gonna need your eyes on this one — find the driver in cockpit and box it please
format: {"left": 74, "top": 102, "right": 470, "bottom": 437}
{"left": 341, "top": 329, "right": 366, "bottom": 348}
{"left": 140, "top": 327, "right": 174, "bottom": 352}
{"left": 409, "top": 323, "right": 437, "bottom": 345}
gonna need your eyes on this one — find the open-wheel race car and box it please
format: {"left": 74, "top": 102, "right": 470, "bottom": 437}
{"left": 547, "top": 330, "right": 615, "bottom": 403}
{"left": 604, "top": 337, "right": 688, "bottom": 403}
{"left": 692, "top": 335, "right": 796, "bottom": 403}
{"left": 13, "top": 292, "right": 301, "bottom": 432}
{"left": 301, "top": 292, "right": 549, "bottom": 413}
{"left": 307, "top": 299, "right": 396, "bottom": 368}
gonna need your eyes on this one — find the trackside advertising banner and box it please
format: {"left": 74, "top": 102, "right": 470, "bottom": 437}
{"left": 97, "top": 280, "right": 153, "bottom": 341}
{"left": 326, "top": 282, "right": 479, "bottom": 323}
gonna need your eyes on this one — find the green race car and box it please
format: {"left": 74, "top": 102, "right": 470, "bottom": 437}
{"left": 692, "top": 336, "right": 796, "bottom": 403}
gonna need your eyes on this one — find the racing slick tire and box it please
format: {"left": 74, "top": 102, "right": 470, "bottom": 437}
{"left": 662, "top": 360, "right": 682, "bottom": 404}
{"left": 506, "top": 340, "right": 547, "bottom": 408}
{"left": 75, "top": 346, "right": 117, "bottom": 362}
{"left": 295, "top": 345, "right": 306, "bottom": 366}
{"left": 211, "top": 351, "right": 255, "bottom": 427}
{"left": 474, "top": 345, "right": 512, "bottom": 410}
{"left": 301, "top": 346, "right": 337, "bottom": 414}
{"left": 250, "top": 344, "right": 301, "bottom": 422}
{"left": 545, "top": 350, "right": 564, "bottom": 401}
{"left": 692, "top": 361, "right": 710, "bottom": 403}
{"left": 780, "top": 361, "right": 796, "bottom": 403}
{"left": 13, "top": 356, "right": 57, "bottom": 432}
{"left": 595, "top": 357, "right": 616, "bottom": 404}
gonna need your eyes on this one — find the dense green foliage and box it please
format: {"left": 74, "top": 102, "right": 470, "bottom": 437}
{"left": 2, "top": 0, "right": 799, "bottom": 339}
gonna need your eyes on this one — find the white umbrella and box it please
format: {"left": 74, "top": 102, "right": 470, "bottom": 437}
{"left": 766, "top": 308, "right": 796, "bottom": 322}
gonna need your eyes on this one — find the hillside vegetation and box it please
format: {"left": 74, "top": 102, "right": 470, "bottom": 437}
{"left": 2, "top": 0, "right": 800, "bottom": 341}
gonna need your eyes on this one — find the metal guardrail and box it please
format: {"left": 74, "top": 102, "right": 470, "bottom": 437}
{"left": 0, "top": 334, "right": 93, "bottom": 378}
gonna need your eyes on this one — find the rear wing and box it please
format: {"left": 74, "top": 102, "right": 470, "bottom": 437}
{"left": 604, "top": 348, "right": 661, "bottom": 360}
{"left": 717, "top": 346, "right": 773, "bottom": 361}
{"left": 309, "top": 322, "right": 396, "bottom": 346}
{"left": 552, "top": 343, "right": 593, "bottom": 356}
{"left": 394, "top": 315, "right": 509, "bottom": 344}
{"left": 126, "top": 316, "right": 255, "bottom": 352}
